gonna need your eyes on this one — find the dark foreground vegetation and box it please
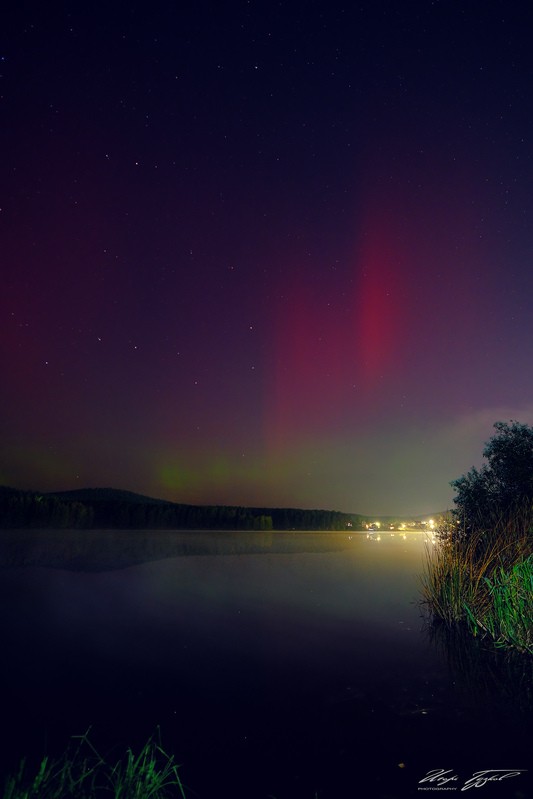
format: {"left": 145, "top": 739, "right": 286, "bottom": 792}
{"left": 422, "top": 421, "right": 533, "bottom": 653}
{"left": 3, "top": 729, "right": 186, "bottom": 799}
{"left": 0, "top": 486, "right": 362, "bottom": 531}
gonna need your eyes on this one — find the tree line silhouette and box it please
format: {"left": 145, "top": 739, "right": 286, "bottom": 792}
{"left": 0, "top": 487, "right": 362, "bottom": 531}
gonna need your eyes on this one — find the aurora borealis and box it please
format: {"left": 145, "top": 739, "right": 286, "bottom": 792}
{"left": 2, "top": 2, "right": 533, "bottom": 515}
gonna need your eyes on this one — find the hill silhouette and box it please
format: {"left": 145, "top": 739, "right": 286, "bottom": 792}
{"left": 51, "top": 487, "right": 173, "bottom": 505}
{"left": 0, "top": 486, "right": 362, "bottom": 531}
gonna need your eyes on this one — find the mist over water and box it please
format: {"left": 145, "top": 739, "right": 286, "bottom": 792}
{"left": 0, "top": 531, "right": 531, "bottom": 798}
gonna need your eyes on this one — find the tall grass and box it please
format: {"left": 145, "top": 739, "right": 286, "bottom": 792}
{"left": 475, "top": 556, "right": 533, "bottom": 652}
{"left": 2, "top": 729, "right": 187, "bottom": 799}
{"left": 421, "top": 511, "right": 533, "bottom": 654}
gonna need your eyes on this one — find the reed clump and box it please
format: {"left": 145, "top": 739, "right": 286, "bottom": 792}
{"left": 2, "top": 728, "right": 187, "bottom": 799}
{"left": 421, "top": 510, "right": 533, "bottom": 654}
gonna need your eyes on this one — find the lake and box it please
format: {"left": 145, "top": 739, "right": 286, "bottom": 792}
{"left": 0, "top": 530, "right": 531, "bottom": 798}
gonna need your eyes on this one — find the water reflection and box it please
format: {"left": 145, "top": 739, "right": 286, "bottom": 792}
{"left": 426, "top": 619, "right": 533, "bottom": 720}
{"left": 1, "top": 530, "right": 531, "bottom": 798}
{"left": 0, "top": 529, "right": 359, "bottom": 571}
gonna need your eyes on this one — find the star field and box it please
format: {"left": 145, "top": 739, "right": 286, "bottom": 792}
{"left": 1, "top": 2, "right": 533, "bottom": 515}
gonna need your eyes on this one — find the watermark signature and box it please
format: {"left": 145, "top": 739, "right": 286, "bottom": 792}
{"left": 418, "top": 768, "right": 527, "bottom": 791}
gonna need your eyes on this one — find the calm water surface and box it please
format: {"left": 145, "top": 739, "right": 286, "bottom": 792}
{"left": 0, "top": 530, "right": 531, "bottom": 798}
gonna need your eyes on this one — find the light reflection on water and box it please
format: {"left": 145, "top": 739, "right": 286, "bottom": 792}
{"left": 0, "top": 530, "right": 531, "bottom": 798}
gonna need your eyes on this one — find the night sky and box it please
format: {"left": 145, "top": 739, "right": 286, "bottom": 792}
{"left": 2, "top": 2, "right": 532, "bottom": 516}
